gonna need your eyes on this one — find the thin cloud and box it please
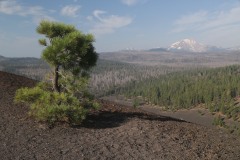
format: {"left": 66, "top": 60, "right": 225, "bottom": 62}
{"left": 0, "top": 0, "right": 22, "bottom": 14}
{"left": 61, "top": 5, "right": 81, "bottom": 17}
{"left": 200, "top": 24, "right": 240, "bottom": 47}
{"left": 0, "top": 1, "right": 23, "bottom": 14}
{"left": 175, "top": 11, "right": 208, "bottom": 26}
{"left": 89, "top": 10, "right": 132, "bottom": 36}
{"left": 121, "top": 0, "right": 138, "bottom": 6}
{"left": 173, "top": 6, "right": 240, "bottom": 33}
{"left": 172, "top": 5, "right": 240, "bottom": 47}
{"left": 121, "top": 0, "right": 149, "bottom": 6}
{"left": 200, "top": 6, "right": 240, "bottom": 30}
{"left": 0, "top": 0, "right": 55, "bottom": 23}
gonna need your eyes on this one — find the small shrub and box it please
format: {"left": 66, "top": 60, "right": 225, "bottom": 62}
{"left": 133, "top": 98, "right": 140, "bottom": 108}
{"left": 212, "top": 116, "right": 225, "bottom": 127}
{"left": 15, "top": 85, "right": 99, "bottom": 126}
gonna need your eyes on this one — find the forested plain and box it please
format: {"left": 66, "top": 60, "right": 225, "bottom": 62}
{"left": 115, "top": 65, "right": 240, "bottom": 121}
{"left": 89, "top": 59, "right": 193, "bottom": 96}
{"left": 1, "top": 52, "right": 240, "bottom": 128}
{"left": 0, "top": 56, "right": 194, "bottom": 96}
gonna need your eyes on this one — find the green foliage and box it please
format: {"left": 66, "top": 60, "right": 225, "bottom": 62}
{"left": 37, "top": 20, "right": 98, "bottom": 74}
{"left": 133, "top": 98, "right": 140, "bottom": 108}
{"left": 58, "top": 70, "right": 89, "bottom": 96}
{"left": 37, "top": 20, "right": 98, "bottom": 93}
{"left": 15, "top": 85, "right": 99, "bottom": 125}
{"left": 36, "top": 20, "right": 75, "bottom": 38}
{"left": 116, "top": 65, "right": 240, "bottom": 119}
{"left": 212, "top": 116, "right": 226, "bottom": 127}
{"left": 14, "top": 20, "right": 99, "bottom": 126}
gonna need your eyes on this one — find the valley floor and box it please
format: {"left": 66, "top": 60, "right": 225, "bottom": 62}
{"left": 102, "top": 96, "right": 215, "bottom": 127}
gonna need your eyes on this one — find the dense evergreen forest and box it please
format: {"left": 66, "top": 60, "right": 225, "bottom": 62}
{"left": 113, "top": 65, "right": 240, "bottom": 120}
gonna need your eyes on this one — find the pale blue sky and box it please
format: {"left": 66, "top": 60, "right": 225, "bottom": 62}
{"left": 0, "top": 0, "right": 240, "bottom": 57}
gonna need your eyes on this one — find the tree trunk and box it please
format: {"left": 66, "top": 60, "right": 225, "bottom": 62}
{"left": 54, "top": 65, "right": 60, "bottom": 92}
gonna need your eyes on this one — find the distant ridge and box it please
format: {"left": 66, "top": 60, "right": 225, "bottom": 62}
{"left": 0, "top": 55, "right": 5, "bottom": 59}
{"left": 148, "top": 47, "right": 168, "bottom": 52}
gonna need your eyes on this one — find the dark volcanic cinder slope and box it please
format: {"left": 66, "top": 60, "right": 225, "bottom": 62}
{"left": 0, "top": 71, "right": 37, "bottom": 107}
{"left": 0, "top": 71, "right": 240, "bottom": 160}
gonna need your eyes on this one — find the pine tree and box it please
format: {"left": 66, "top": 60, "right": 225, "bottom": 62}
{"left": 37, "top": 20, "right": 98, "bottom": 92}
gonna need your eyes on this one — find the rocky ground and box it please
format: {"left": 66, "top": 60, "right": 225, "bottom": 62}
{"left": 1, "top": 71, "right": 240, "bottom": 160}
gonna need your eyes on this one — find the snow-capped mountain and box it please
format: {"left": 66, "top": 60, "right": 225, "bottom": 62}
{"left": 168, "top": 39, "right": 207, "bottom": 52}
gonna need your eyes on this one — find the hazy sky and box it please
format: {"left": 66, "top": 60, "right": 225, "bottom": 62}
{"left": 0, "top": 0, "right": 240, "bottom": 57}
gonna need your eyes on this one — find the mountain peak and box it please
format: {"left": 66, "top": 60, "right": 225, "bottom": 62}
{"left": 168, "top": 39, "right": 207, "bottom": 52}
{"left": 183, "top": 38, "right": 197, "bottom": 44}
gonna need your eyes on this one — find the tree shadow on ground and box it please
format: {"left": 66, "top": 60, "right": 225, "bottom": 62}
{"left": 77, "top": 111, "right": 188, "bottom": 129}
